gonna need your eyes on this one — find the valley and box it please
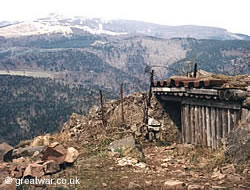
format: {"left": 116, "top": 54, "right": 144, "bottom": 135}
{"left": 0, "top": 15, "right": 249, "bottom": 146}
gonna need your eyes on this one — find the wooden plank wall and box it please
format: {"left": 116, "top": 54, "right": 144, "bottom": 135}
{"left": 181, "top": 104, "right": 240, "bottom": 149}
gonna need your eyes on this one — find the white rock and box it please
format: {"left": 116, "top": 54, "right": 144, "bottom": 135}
{"left": 64, "top": 147, "right": 79, "bottom": 163}
{"left": 128, "top": 182, "right": 141, "bottom": 189}
{"left": 135, "top": 162, "right": 146, "bottom": 168}
{"left": 164, "top": 180, "right": 185, "bottom": 190}
{"left": 188, "top": 184, "right": 204, "bottom": 190}
{"left": 161, "top": 163, "right": 168, "bottom": 168}
{"left": 148, "top": 118, "right": 161, "bottom": 126}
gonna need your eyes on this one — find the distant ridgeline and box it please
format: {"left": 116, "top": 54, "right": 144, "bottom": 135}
{"left": 0, "top": 35, "right": 249, "bottom": 78}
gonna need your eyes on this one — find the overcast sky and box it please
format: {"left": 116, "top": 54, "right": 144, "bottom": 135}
{"left": 1, "top": 0, "right": 249, "bottom": 35}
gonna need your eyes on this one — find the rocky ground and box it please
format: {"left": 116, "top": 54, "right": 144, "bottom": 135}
{"left": 57, "top": 141, "right": 249, "bottom": 190}
{"left": 0, "top": 92, "right": 249, "bottom": 190}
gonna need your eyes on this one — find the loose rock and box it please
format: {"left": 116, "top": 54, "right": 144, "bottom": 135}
{"left": 108, "top": 136, "right": 136, "bottom": 152}
{"left": 128, "top": 182, "right": 141, "bottom": 189}
{"left": 188, "top": 184, "right": 204, "bottom": 190}
{"left": 43, "top": 160, "right": 60, "bottom": 174}
{"left": 64, "top": 147, "right": 79, "bottom": 163}
{"left": 23, "top": 163, "right": 44, "bottom": 178}
{"left": 42, "top": 143, "right": 67, "bottom": 164}
{"left": 164, "top": 180, "right": 185, "bottom": 190}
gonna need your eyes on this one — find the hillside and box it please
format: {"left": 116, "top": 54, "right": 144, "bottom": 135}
{"left": 0, "top": 75, "right": 116, "bottom": 145}
{"left": 1, "top": 35, "right": 249, "bottom": 79}
{"left": 169, "top": 39, "right": 250, "bottom": 75}
{"left": 0, "top": 92, "right": 248, "bottom": 189}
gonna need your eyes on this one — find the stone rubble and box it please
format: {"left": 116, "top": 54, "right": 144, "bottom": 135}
{"left": 0, "top": 142, "right": 79, "bottom": 188}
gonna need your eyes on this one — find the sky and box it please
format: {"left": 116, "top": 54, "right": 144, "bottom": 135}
{"left": 1, "top": 0, "right": 250, "bottom": 35}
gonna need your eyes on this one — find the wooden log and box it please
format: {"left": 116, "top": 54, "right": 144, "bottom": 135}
{"left": 206, "top": 107, "right": 211, "bottom": 147}
{"left": 202, "top": 106, "right": 207, "bottom": 147}
{"left": 182, "top": 98, "right": 241, "bottom": 110}
{"left": 211, "top": 107, "right": 216, "bottom": 149}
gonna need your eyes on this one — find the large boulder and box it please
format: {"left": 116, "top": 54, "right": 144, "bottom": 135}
{"left": 108, "top": 136, "right": 135, "bottom": 152}
{"left": 109, "top": 136, "right": 144, "bottom": 161}
{"left": 41, "top": 142, "right": 67, "bottom": 164}
{"left": 64, "top": 147, "right": 79, "bottom": 163}
{"left": 0, "top": 142, "right": 13, "bottom": 162}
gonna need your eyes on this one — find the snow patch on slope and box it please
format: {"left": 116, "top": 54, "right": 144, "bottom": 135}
{"left": 0, "top": 21, "right": 73, "bottom": 38}
{"left": 73, "top": 24, "right": 127, "bottom": 36}
{"left": 0, "top": 19, "right": 125, "bottom": 37}
{"left": 228, "top": 32, "right": 244, "bottom": 40}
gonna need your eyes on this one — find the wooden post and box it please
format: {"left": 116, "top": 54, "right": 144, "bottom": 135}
{"left": 232, "top": 110, "right": 237, "bottom": 130}
{"left": 189, "top": 105, "right": 194, "bottom": 144}
{"left": 181, "top": 105, "right": 185, "bottom": 144}
{"left": 148, "top": 70, "right": 154, "bottom": 107}
{"left": 215, "top": 108, "right": 220, "bottom": 148}
{"left": 228, "top": 109, "right": 234, "bottom": 133}
{"left": 194, "top": 63, "right": 198, "bottom": 78}
{"left": 145, "top": 70, "right": 154, "bottom": 124}
{"left": 202, "top": 106, "right": 207, "bottom": 147}
{"left": 99, "top": 90, "right": 106, "bottom": 128}
{"left": 211, "top": 107, "right": 216, "bottom": 149}
{"left": 194, "top": 105, "right": 199, "bottom": 145}
{"left": 120, "top": 83, "right": 125, "bottom": 125}
{"left": 198, "top": 106, "right": 202, "bottom": 145}
{"left": 185, "top": 104, "right": 191, "bottom": 144}
{"left": 206, "top": 107, "right": 211, "bottom": 147}
{"left": 222, "top": 109, "right": 228, "bottom": 144}
{"left": 190, "top": 105, "right": 195, "bottom": 144}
